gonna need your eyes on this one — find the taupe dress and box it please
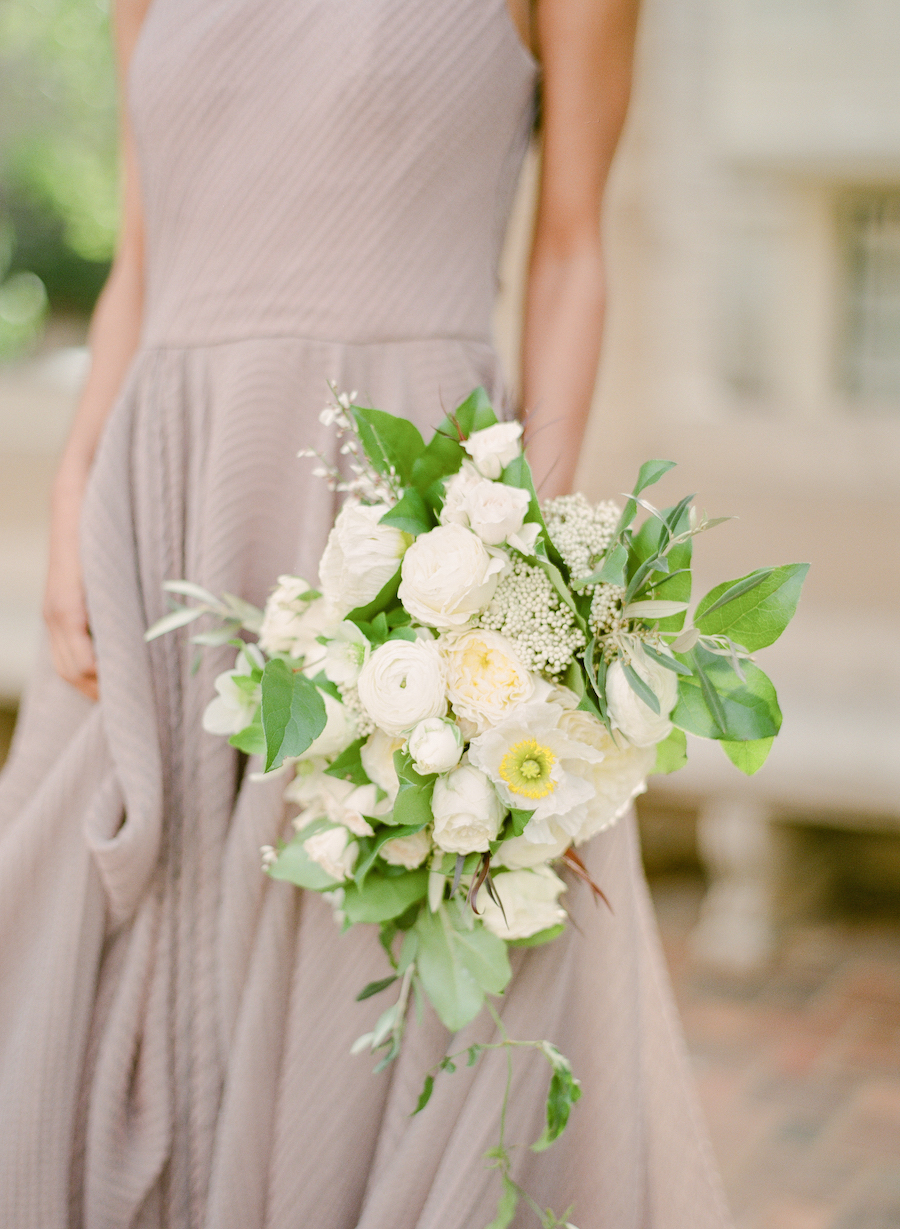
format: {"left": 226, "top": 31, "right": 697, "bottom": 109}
{"left": 0, "top": 2, "right": 732, "bottom": 1226}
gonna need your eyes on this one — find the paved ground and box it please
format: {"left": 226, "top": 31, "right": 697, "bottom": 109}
{"left": 653, "top": 874, "right": 900, "bottom": 1229}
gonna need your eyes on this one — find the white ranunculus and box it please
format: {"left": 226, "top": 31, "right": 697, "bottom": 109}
{"left": 202, "top": 645, "right": 264, "bottom": 736}
{"left": 440, "top": 462, "right": 530, "bottom": 547}
{"left": 398, "top": 524, "right": 508, "bottom": 631}
{"left": 302, "top": 826, "right": 358, "bottom": 882}
{"left": 557, "top": 710, "right": 656, "bottom": 841}
{"left": 443, "top": 629, "right": 535, "bottom": 736}
{"left": 463, "top": 421, "right": 524, "bottom": 480}
{"left": 431, "top": 764, "right": 506, "bottom": 855}
{"left": 322, "top": 621, "right": 371, "bottom": 686}
{"left": 494, "top": 821, "right": 571, "bottom": 869}
{"left": 606, "top": 651, "right": 679, "bottom": 748}
{"left": 259, "top": 577, "right": 340, "bottom": 661}
{"left": 381, "top": 828, "right": 433, "bottom": 870}
{"left": 356, "top": 638, "right": 447, "bottom": 736}
{"left": 318, "top": 500, "right": 411, "bottom": 614}
{"left": 360, "top": 728, "right": 404, "bottom": 799}
{"left": 299, "top": 689, "right": 360, "bottom": 760}
{"left": 408, "top": 717, "right": 464, "bottom": 775}
{"left": 476, "top": 866, "right": 567, "bottom": 940}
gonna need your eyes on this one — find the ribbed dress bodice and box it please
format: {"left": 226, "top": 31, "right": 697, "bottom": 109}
{"left": 130, "top": 0, "right": 538, "bottom": 348}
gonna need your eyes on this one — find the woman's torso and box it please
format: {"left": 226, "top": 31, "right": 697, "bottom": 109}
{"left": 130, "top": 0, "right": 538, "bottom": 349}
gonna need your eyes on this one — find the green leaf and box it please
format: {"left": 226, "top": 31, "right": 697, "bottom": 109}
{"left": 260, "top": 659, "right": 328, "bottom": 771}
{"left": 144, "top": 604, "right": 206, "bottom": 641}
{"left": 379, "top": 488, "right": 434, "bottom": 537}
{"left": 228, "top": 721, "right": 266, "bottom": 756}
{"left": 629, "top": 506, "right": 693, "bottom": 631}
{"left": 350, "top": 405, "right": 425, "bottom": 485}
{"left": 446, "top": 900, "right": 511, "bottom": 995}
{"left": 672, "top": 649, "right": 782, "bottom": 741}
{"left": 695, "top": 563, "right": 809, "bottom": 651}
{"left": 652, "top": 727, "right": 687, "bottom": 774}
{"left": 508, "top": 923, "right": 566, "bottom": 948}
{"left": 507, "top": 808, "right": 533, "bottom": 837}
{"left": 411, "top": 1074, "right": 435, "bottom": 1117}
{"left": 353, "top": 823, "right": 431, "bottom": 885}
{"left": 346, "top": 570, "right": 402, "bottom": 624}
{"left": 721, "top": 736, "right": 774, "bottom": 775}
{"left": 409, "top": 388, "right": 497, "bottom": 493}
{"left": 452, "top": 385, "right": 499, "bottom": 435}
{"left": 532, "top": 1057, "right": 583, "bottom": 1152}
{"left": 642, "top": 643, "right": 692, "bottom": 675}
{"left": 267, "top": 833, "right": 341, "bottom": 890}
{"left": 324, "top": 737, "right": 370, "bottom": 785}
{"left": 342, "top": 870, "right": 429, "bottom": 925}
{"left": 355, "top": 975, "right": 398, "bottom": 1001}
{"left": 622, "top": 662, "right": 661, "bottom": 715}
{"left": 635, "top": 458, "right": 677, "bottom": 495}
{"left": 575, "top": 541, "right": 628, "bottom": 589}
{"left": 484, "top": 1176, "right": 519, "bottom": 1229}
{"left": 413, "top": 905, "right": 485, "bottom": 1032}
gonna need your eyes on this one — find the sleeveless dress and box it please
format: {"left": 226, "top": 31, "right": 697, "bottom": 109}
{"left": 0, "top": 2, "right": 732, "bottom": 1226}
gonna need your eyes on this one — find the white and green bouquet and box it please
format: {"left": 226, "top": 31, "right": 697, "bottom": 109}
{"left": 148, "top": 386, "right": 806, "bottom": 1228}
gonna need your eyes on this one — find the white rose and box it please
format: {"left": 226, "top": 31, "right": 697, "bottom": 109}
{"left": 439, "top": 461, "right": 483, "bottom": 528}
{"left": 398, "top": 524, "right": 507, "bottom": 630}
{"left": 319, "top": 500, "right": 410, "bottom": 613}
{"left": 431, "top": 764, "right": 506, "bottom": 855}
{"left": 202, "top": 644, "right": 264, "bottom": 735}
{"left": 259, "top": 577, "right": 340, "bottom": 661}
{"left": 557, "top": 708, "right": 655, "bottom": 840}
{"left": 299, "top": 689, "right": 360, "bottom": 760}
{"left": 443, "top": 629, "right": 535, "bottom": 736}
{"left": 476, "top": 866, "right": 567, "bottom": 940}
{"left": 381, "top": 828, "right": 433, "bottom": 870}
{"left": 440, "top": 462, "right": 530, "bottom": 547}
{"left": 494, "top": 822, "right": 571, "bottom": 869}
{"left": 408, "top": 717, "right": 464, "bottom": 775}
{"left": 606, "top": 652, "right": 678, "bottom": 747}
{"left": 360, "top": 727, "right": 405, "bottom": 799}
{"left": 322, "top": 621, "right": 371, "bottom": 686}
{"left": 357, "top": 638, "right": 447, "bottom": 736}
{"left": 302, "top": 826, "right": 358, "bottom": 882}
{"left": 463, "top": 421, "right": 523, "bottom": 480}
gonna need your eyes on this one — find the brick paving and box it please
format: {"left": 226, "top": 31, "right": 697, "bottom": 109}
{"left": 652, "top": 875, "right": 900, "bottom": 1229}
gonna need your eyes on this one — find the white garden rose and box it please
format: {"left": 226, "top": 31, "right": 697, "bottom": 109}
{"left": 202, "top": 645, "right": 264, "bottom": 735}
{"left": 558, "top": 708, "right": 655, "bottom": 841}
{"left": 431, "top": 764, "right": 506, "bottom": 855}
{"left": 302, "top": 826, "right": 358, "bottom": 882}
{"left": 322, "top": 621, "right": 371, "bottom": 686}
{"left": 381, "top": 828, "right": 433, "bottom": 870}
{"left": 285, "top": 765, "right": 389, "bottom": 837}
{"left": 606, "top": 651, "right": 678, "bottom": 747}
{"left": 442, "top": 629, "right": 535, "bottom": 736}
{"left": 439, "top": 461, "right": 483, "bottom": 528}
{"left": 318, "top": 500, "right": 411, "bottom": 613}
{"left": 407, "top": 717, "right": 463, "bottom": 775}
{"left": 259, "top": 577, "right": 340, "bottom": 661}
{"left": 356, "top": 638, "right": 447, "bottom": 736}
{"left": 494, "top": 821, "right": 571, "bottom": 869}
{"left": 360, "top": 727, "right": 404, "bottom": 799}
{"left": 440, "top": 462, "right": 530, "bottom": 547}
{"left": 463, "top": 420, "right": 523, "bottom": 479}
{"left": 476, "top": 866, "right": 567, "bottom": 940}
{"left": 398, "top": 524, "right": 507, "bottom": 630}
{"left": 299, "top": 689, "right": 360, "bottom": 760}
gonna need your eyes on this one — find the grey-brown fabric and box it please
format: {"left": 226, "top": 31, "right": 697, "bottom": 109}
{"left": 0, "top": 2, "right": 732, "bottom": 1225}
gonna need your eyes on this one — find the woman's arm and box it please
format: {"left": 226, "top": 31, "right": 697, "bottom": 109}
{"left": 520, "top": 0, "right": 640, "bottom": 498}
{"left": 43, "top": 0, "right": 151, "bottom": 700}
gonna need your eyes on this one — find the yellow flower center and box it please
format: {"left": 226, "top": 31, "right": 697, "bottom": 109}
{"left": 498, "top": 738, "right": 558, "bottom": 800}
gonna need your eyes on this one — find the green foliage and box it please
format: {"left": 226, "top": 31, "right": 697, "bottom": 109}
{"left": 390, "top": 749, "right": 437, "bottom": 829}
{"left": 508, "top": 923, "right": 566, "bottom": 948}
{"left": 379, "top": 488, "right": 434, "bottom": 536}
{"left": 259, "top": 658, "right": 327, "bottom": 771}
{"left": 349, "top": 405, "right": 425, "bottom": 485}
{"left": 652, "top": 727, "right": 688, "bottom": 775}
{"left": 342, "top": 870, "right": 429, "bottom": 924}
{"left": 672, "top": 647, "right": 781, "bottom": 741}
{"left": 507, "top": 807, "right": 533, "bottom": 837}
{"left": 346, "top": 570, "right": 402, "bottom": 623}
{"left": 695, "top": 564, "right": 809, "bottom": 651}
{"left": 355, "top": 975, "right": 398, "bottom": 1001}
{"left": 484, "top": 1176, "right": 520, "bottom": 1229}
{"left": 228, "top": 721, "right": 266, "bottom": 756}
{"left": 268, "top": 831, "right": 341, "bottom": 890}
{"left": 324, "top": 737, "right": 369, "bottom": 785}
{"left": 413, "top": 902, "right": 511, "bottom": 1032}
{"left": 531, "top": 1044, "right": 583, "bottom": 1152}
{"left": 409, "top": 386, "right": 497, "bottom": 494}
{"left": 721, "top": 736, "right": 774, "bottom": 775}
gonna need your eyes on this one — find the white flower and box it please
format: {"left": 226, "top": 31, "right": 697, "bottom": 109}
{"left": 398, "top": 523, "right": 508, "bottom": 631}
{"left": 319, "top": 500, "right": 410, "bottom": 614}
{"left": 300, "top": 689, "right": 360, "bottom": 760}
{"left": 606, "top": 650, "right": 678, "bottom": 747}
{"left": 323, "top": 621, "right": 371, "bottom": 686}
{"left": 357, "top": 638, "right": 447, "bottom": 736}
{"left": 381, "top": 828, "right": 433, "bottom": 869}
{"left": 441, "top": 462, "right": 530, "bottom": 547}
{"left": 360, "top": 728, "right": 404, "bottom": 799}
{"left": 303, "top": 826, "right": 358, "bottom": 882}
{"left": 431, "top": 764, "right": 506, "bottom": 855}
{"left": 285, "top": 763, "right": 385, "bottom": 835}
{"left": 442, "top": 629, "right": 535, "bottom": 736}
{"left": 557, "top": 709, "right": 655, "bottom": 841}
{"left": 463, "top": 421, "right": 523, "bottom": 479}
{"left": 202, "top": 645, "right": 264, "bottom": 735}
{"left": 467, "top": 701, "right": 603, "bottom": 843}
{"left": 259, "top": 578, "right": 341, "bottom": 663}
{"left": 408, "top": 717, "right": 464, "bottom": 775}
{"left": 476, "top": 866, "right": 567, "bottom": 940}
{"left": 494, "top": 822, "right": 571, "bottom": 869}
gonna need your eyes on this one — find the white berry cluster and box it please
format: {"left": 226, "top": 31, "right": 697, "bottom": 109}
{"left": 542, "top": 494, "right": 619, "bottom": 580}
{"left": 336, "top": 682, "right": 376, "bottom": 737}
{"left": 590, "top": 582, "right": 626, "bottom": 639}
{"left": 477, "top": 558, "right": 586, "bottom": 675}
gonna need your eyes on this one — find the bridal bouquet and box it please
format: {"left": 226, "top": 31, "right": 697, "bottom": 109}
{"left": 149, "top": 386, "right": 806, "bottom": 1227}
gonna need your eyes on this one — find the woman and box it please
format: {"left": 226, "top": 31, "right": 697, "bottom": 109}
{"left": 0, "top": 1, "right": 731, "bottom": 1226}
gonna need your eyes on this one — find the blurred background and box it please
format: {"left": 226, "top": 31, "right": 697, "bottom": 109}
{"left": 1, "top": 2, "right": 899, "bottom": 1226}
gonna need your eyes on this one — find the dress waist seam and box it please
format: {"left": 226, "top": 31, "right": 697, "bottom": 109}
{"left": 137, "top": 330, "right": 496, "bottom": 354}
